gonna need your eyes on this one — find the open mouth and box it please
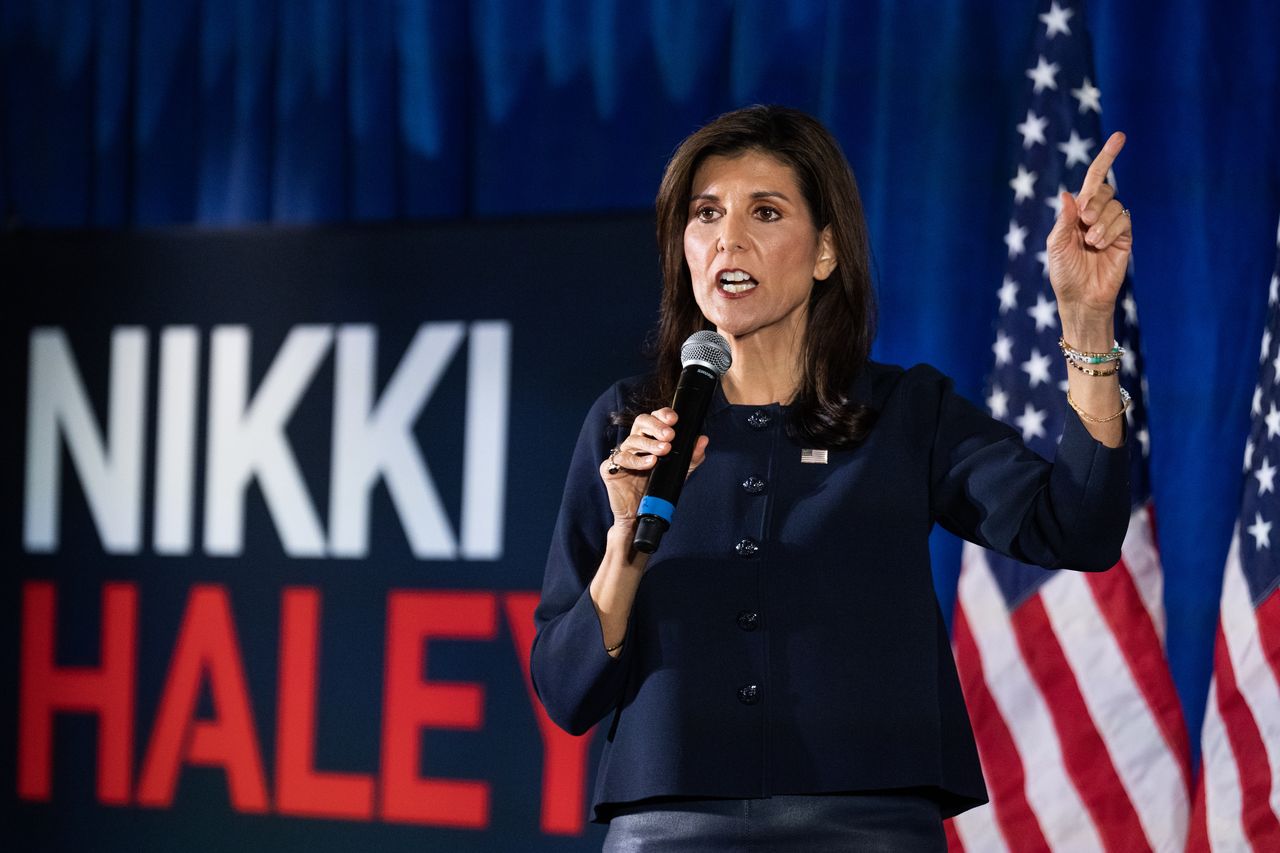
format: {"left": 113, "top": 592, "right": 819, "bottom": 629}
{"left": 718, "top": 270, "right": 758, "bottom": 294}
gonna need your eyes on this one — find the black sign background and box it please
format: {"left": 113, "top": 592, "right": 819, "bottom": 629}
{"left": 2, "top": 217, "right": 665, "bottom": 851}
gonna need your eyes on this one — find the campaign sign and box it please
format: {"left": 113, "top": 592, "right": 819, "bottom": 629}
{"left": 1, "top": 217, "right": 660, "bottom": 851}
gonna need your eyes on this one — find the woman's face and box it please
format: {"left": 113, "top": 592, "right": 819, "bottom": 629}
{"left": 683, "top": 150, "right": 836, "bottom": 343}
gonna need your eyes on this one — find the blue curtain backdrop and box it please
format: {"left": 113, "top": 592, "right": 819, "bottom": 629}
{"left": 4, "top": 0, "right": 1279, "bottom": 762}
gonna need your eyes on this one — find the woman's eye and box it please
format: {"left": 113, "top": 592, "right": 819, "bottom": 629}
{"left": 756, "top": 206, "right": 781, "bottom": 221}
{"left": 695, "top": 207, "right": 720, "bottom": 222}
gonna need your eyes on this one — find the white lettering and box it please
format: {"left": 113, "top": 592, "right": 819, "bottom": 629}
{"left": 328, "top": 323, "right": 465, "bottom": 559}
{"left": 153, "top": 327, "right": 200, "bottom": 554}
{"left": 461, "top": 321, "right": 511, "bottom": 559}
{"left": 204, "top": 325, "right": 330, "bottom": 556}
{"left": 23, "top": 327, "right": 148, "bottom": 553}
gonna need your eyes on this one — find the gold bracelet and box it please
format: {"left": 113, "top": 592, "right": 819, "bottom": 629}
{"left": 1065, "top": 357, "right": 1119, "bottom": 377}
{"left": 605, "top": 639, "right": 625, "bottom": 653}
{"left": 1058, "top": 336, "right": 1124, "bottom": 364}
{"left": 1066, "top": 387, "right": 1132, "bottom": 424}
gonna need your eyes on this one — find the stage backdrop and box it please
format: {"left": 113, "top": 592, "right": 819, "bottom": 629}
{"left": 4, "top": 0, "right": 1280, "bottom": 850}
{"left": 2, "top": 219, "right": 668, "bottom": 850}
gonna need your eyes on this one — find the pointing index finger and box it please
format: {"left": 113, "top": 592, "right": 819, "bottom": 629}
{"left": 1078, "top": 131, "right": 1126, "bottom": 202}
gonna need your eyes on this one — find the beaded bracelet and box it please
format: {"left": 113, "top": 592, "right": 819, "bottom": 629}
{"left": 1065, "top": 357, "right": 1119, "bottom": 378}
{"left": 1059, "top": 336, "right": 1124, "bottom": 365}
{"left": 1066, "top": 386, "right": 1132, "bottom": 424}
{"left": 605, "top": 639, "right": 625, "bottom": 653}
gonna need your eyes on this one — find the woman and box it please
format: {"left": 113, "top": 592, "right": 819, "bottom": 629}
{"left": 530, "top": 105, "right": 1132, "bottom": 851}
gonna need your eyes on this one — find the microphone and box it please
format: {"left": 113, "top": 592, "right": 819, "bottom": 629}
{"left": 633, "top": 331, "right": 733, "bottom": 554}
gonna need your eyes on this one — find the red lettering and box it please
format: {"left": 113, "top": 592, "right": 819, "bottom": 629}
{"left": 380, "top": 591, "right": 495, "bottom": 828}
{"left": 502, "top": 592, "right": 594, "bottom": 835}
{"left": 275, "top": 587, "right": 374, "bottom": 820}
{"left": 18, "top": 581, "right": 138, "bottom": 805}
{"left": 136, "top": 585, "right": 268, "bottom": 812}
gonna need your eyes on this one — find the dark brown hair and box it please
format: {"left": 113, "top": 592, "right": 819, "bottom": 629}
{"left": 621, "top": 104, "right": 878, "bottom": 448}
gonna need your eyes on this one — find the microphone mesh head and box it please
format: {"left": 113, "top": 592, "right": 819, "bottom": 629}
{"left": 680, "top": 330, "right": 732, "bottom": 375}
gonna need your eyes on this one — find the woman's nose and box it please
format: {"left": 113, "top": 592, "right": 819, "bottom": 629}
{"left": 717, "top": 216, "right": 746, "bottom": 252}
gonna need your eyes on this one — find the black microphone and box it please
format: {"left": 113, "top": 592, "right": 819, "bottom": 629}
{"left": 632, "top": 331, "right": 733, "bottom": 554}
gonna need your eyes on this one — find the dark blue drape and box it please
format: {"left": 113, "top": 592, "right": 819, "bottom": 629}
{"left": 4, "top": 0, "right": 1279, "bottom": 760}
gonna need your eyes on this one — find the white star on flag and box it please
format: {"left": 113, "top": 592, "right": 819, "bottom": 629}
{"left": 1263, "top": 328, "right": 1273, "bottom": 363}
{"left": 1010, "top": 165, "right": 1038, "bottom": 202}
{"left": 1267, "top": 402, "right": 1280, "bottom": 439}
{"left": 1035, "top": 249, "right": 1050, "bottom": 277}
{"left": 1123, "top": 293, "right": 1138, "bottom": 325}
{"left": 1058, "top": 129, "right": 1094, "bottom": 167}
{"left": 998, "top": 276, "right": 1020, "bottom": 312}
{"left": 987, "top": 386, "right": 1009, "bottom": 419}
{"left": 1255, "top": 384, "right": 1265, "bottom": 416}
{"left": 1026, "top": 55, "right": 1060, "bottom": 93}
{"left": 1121, "top": 345, "right": 1137, "bottom": 376}
{"left": 993, "top": 332, "right": 1014, "bottom": 365}
{"left": 1014, "top": 401, "right": 1047, "bottom": 441}
{"left": 1248, "top": 511, "right": 1273, "bottom": 550}
{"left": 1017, "top": 110, "right": 1048, "bottom": 148}
{"left": 1021, "top": 348, "right": 1053, "bottom": 387}
{"left": 1071, "top": 77, "right": 1102, "bottom": 113}
{"left": 1257, "top": 457, "right": 1278, "bottom": 495}
{"left": 1026, "top": 293, "right": 1058, "bottom": 331}
{"left": 1039, "top": 1, "right": 1074, "bottom": 37}
{"left": 1245, "top": 438, "right": 1255, "bottom": 471}
{"left": 1271, "top": 273, "right": 1278, "bottom": 305}
{"left": 1005, "top": 221, "right": 1028, "bottom": 258}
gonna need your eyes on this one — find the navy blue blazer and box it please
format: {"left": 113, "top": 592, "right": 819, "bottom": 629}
{"left": 530, "top": 361, "right": 1129, "bottom": 822}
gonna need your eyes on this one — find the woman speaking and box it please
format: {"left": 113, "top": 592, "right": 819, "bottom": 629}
{"left": 530, "top": 105, "right": 1132, "bottom": 851}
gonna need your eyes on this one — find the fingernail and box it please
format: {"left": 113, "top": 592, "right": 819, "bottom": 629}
{"left": 1087, "top": 226, "right": 1102, "bottom": 244}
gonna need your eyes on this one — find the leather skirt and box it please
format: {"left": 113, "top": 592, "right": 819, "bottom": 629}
{"left": 602, "top": 792, "right": 946, "bottom": 852}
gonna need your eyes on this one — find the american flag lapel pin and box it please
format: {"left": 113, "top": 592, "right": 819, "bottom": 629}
{"left": 800, "top": 448, "right": 828, "bottom": 464}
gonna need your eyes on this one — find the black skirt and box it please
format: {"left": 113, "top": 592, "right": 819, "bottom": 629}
{"left": 602, "top": 792, "right": 946, "bottom": 852}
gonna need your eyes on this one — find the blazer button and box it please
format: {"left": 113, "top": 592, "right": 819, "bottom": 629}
{"left": 738, "top": 684, "right": 760, "bottom": 705}
{"left": 735, "top": 538, "right": 759, "bottom": 558}
{"left": 747, "top": 410, "right": 771, "bottom": 429}
{"left": 737, "top": 610, "right": 760, "bottom": 631}
{"left": 741, "top": 476, "right": 766, "bottom": 494}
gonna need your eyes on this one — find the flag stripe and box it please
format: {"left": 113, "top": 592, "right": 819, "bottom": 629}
{"left": 944, "top": 815, "right": 966, "bottom": 853}
{"left": 1041, "top": 569, "right": 1188, "bottom": 851}
{"left": 1085, "top": 556, "right": 1193, "bottom": 792}
{"left": 951, "top": 603, "right": 1040, "bottom": 853}
{"left": 1220, "top": 536, "right": 1280, "bottom": 841}
{"left": 1201, "top": 679, "right": 1250, "bottom": 851}
{"left": 1254, "top": 591, "right": 1280, "bottom": 688}
{"left": 1213, "top": 618, "right": 1280, "bottom": 849}
{"left": 1011, "top": 594, "right": 1151, "bottom": 852}
{"left": 1186, "top": 764, "right": 1210, "bottom": 853}
{"left": 959, "top": 547, "right": 1104, "bottom": 850}
{"left": 1120, "top": 503, "right": 1167, "bottom": 644}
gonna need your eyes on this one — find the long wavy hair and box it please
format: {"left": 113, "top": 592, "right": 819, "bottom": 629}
{"left": 619, "top": 104, "right": 878, "bottom": 448}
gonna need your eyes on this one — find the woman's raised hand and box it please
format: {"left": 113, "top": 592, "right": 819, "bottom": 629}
{"left": 599, "top": 408, "right": 709, "bottom": 528}
{"left": 1046, "top": 131, "right": 1133, "bottom": 323}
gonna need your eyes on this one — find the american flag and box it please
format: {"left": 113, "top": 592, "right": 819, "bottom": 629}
{"left": 1187, "top": 218, "right": 1280, "bottom": 851}
{"left": 946, "top": 2, "right": 1193, "bottom": 850}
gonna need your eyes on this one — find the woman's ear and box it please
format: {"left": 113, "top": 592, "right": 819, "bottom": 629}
{"left": 813, "top": 225, "right": 838, "bottom": 281}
